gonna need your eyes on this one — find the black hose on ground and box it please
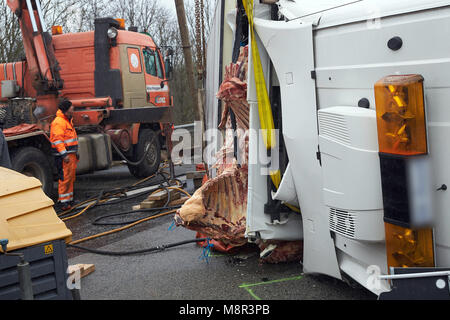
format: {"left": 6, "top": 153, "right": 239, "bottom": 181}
{"left": 67, "top": 238, "right": 209, "bottom": 256}
{"left": 92, "top": 188, "right": 150, "bottom": 207}
{"left": 82, "top": 170, "right": 169, "bottom": 200}
{"left": 91, "top": 185, "right": 176, "bottom": 226}
{"left": 58, "top": 171, "right": 173, "bottom": 217}
{"left": 60, "top": 163, "right": 198, "bottom": 251}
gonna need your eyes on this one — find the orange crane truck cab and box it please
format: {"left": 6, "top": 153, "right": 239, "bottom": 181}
{"left": 1, "top": 0, "right": 174, "bottom": 198}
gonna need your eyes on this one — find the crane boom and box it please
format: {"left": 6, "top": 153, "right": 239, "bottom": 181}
{"left": 7, "top": 0, "right": 63, "bottom": 93}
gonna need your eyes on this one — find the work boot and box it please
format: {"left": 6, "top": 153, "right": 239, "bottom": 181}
{"left": 69, "top": 200, "right": 80, "bottom": 209}
{"left": 54, "top": 202, "right": 72, "bottom": 212}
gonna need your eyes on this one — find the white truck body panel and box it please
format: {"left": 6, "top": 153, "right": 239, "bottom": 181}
{"left": 278, "top": 0, "right": 450, "bottom": 29}
{"left": 247, "top": 100, "right": 304, "bottom": 241}
{"left": 272, "top": 163, "right": 299, "bottom": 207}
{"left": 246, "top": 6, "right": 304, "bottom": 242}
{"left": 247, "top": 0, "right": 450, "bottom": 294}
{"left": 252, "top": 18, "right": 341, "bottom": 279}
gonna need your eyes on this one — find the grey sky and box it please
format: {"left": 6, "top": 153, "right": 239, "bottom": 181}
{"left": 160, "top": 0, "right": 176, "bottom": 13}
{"left": 160, "top": 0, "right": 199, "bottom": 14}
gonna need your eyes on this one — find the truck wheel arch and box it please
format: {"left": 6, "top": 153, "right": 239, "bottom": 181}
{"left": 10, "top": 146, "right": 54, "bottom": 199}
{"left": 127, "top": 126, "right": 162, "bottom": 178}
{"left": 7, "top": 134, "right": 55, "bottom": 199}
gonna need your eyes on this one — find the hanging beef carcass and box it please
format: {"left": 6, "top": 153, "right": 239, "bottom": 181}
{"left": 217, "top": 46, "right": 250, "bottom": 131}
{"left": 175, "top": 46, "right": 251, "bottom": 249}
{"left": 174, "top": 164, "right": 248, "bottom": 247}
{"left": 175, "top": 44, "right": 303, "bottom": 263}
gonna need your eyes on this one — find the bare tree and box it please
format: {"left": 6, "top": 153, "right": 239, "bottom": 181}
{"left": 0, "top": 0, "right": 79, "bottom": 63}
{"left": 40, "top": 0, "right": 78, "bottom": 30}
{"left": 67, "top": 0, "right": 110, "bottom": 32}
{"left": 169, "top": 0, "right": 216, "bottom": 124}
{"left": 0, "top": 4, "right": 23, "bottom": 63}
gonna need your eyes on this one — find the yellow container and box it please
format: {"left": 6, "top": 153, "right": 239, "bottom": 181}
{"left": 0, "top": 167, "right": 72, "bottom": 252}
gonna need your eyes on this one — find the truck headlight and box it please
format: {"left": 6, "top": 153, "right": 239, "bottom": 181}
{"left": 107, "top": 27, "right": 118, "bottom": 39}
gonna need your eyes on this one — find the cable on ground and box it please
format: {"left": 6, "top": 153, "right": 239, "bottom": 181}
{"left": 59, "top": 162, "right": 197, "bottom": 253}
{"left": 68, "top": 238, "right": 211, "bottom": 256}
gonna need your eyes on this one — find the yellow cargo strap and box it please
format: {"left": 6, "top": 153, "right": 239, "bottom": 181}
{"left": 243, "top": 1, "right": 300, "bottom": 214}
{"left": 243, "top": 0, "right": 280, "bottom": 187}
{"left": 243, "top": 0, "right": 274, "bottom": 150}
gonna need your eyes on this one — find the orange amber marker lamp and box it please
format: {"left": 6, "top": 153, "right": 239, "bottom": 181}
{"left": 51, "top": 25, "right": 63, "bottom": 35}
{"left": 374, "top": 74, "right": 427, "bottom": 156}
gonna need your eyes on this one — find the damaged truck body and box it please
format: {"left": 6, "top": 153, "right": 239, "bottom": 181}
{"left": 190, "top": 0, "right": 450, "bottom": 299}
{"left": 2, "top": 0, "right": 174, "bottom": 197}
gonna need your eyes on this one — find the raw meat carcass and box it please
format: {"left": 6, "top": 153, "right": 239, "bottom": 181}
{"left": 217, "top": 46, "right": 250, "bottom": 131}
{"left": 176, "top": 43, "right": 303, "bottom": 263}
{"left": 174, "top": 165, "right": 248, "bottom": 247}
{"left": 212, "top": 117, "right": 249, "bottom": 173}
{"left": 258, "top": 240, "right": 304, "bottom": 264}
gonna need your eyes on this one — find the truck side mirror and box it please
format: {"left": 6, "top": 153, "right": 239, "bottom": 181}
{"left": 164, "top": 47, "right": 174, "bottom": 81}
{"left": 164, "top": 58, "right": 173, "bottom": 81}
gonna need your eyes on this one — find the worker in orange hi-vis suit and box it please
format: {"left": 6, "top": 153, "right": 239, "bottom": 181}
{"left": 50, "top": 99, "right": 78, "bottom": 211}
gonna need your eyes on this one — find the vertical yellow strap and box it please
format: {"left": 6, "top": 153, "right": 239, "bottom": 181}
{"left": 243, "top": 0, "right": 275, "bottom": 149}
{"left": 243, "top": 0, "right": 281, "bottom": 188}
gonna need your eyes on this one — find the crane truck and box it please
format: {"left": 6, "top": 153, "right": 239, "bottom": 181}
{"left": 1, "top": 0, "right": 174, "bottom": 197}
{"left": 238, "top": 0, "right": 450, "bottom": 299}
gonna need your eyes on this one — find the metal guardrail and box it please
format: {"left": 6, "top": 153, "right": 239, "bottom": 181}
{"left": 174, "top": 122, "right": 195, "bottom": 132}
{"left": 172, "top": 122, "right": 201, "bottom": 162}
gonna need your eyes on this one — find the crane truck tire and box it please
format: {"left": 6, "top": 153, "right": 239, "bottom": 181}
{"left": 127, "top": 129, "right": 161, "bottom": 178}
{"left": 10, "top": 146, "right": 54, "bottom": 198}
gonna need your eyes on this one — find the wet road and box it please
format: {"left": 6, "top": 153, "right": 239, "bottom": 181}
{"left": 64, "top": 164, "right": 376, "bottom": 300}
{"left": 63, "top": 163, "right": 191, "bottom": 257}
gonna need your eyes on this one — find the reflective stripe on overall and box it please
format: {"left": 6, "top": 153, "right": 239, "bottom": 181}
{"left": 58, "top": 153, "right": 77, "bottom": 203}
{"left": 50, "top": 110, "right": 78, "bottom": 203}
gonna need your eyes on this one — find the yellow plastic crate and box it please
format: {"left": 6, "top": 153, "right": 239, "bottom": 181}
{"left": 0, "top": 167, "right": 72, "bottom": 252}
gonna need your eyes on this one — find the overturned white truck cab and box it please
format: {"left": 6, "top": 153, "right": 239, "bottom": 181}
{"left": 245, "top": 0, "right": 450, "bottom": 298}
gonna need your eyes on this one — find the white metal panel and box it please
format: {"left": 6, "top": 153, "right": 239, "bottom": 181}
{"left": 318, "top": 107, "right": 382, "bottom": 211}
{"left": 222, "top": 0, "right": 237, "bottom": 76}
{"left": 277, "top": 0, "right": 358, "bottom": 21}
{"left": 335, "top": 233, "right": 391, "bottom": 295}
{"left": 315, "top": 8, "right": 450, "bottom": 69}
{"left": 245, "top": 5, "right": 303, "bottom": 241}
{"left": 253, "top": 18, "right": 341, "bottom": 279}
{"left": 429, "top": 124, "right": 450, "bottom": 266}
{"left": 318, "top": 107, "right": 384, "bottom": 242}
{"left": 278, "top": 0, "right": 450, "bottom": 30}
{"left": 204, "top": 0, "right": 223, "bottom": 162}
{"left": 246, "top": 101, "right": 304, "bottom": 240}
{"left": 312, "top": 8, "right": 450, "bottom": 269}
{"left": 272, "top": 163, "right": 299, "bottom": 207}
{"left": 320, "top": 136, "right": 382, "bottom": 210}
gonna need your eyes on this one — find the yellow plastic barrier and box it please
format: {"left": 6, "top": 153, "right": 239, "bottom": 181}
{"left": 0, "top": 167, "right": 72, "bottom": 252}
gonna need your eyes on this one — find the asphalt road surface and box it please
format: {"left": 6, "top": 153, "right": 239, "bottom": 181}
{"left": 64, "top": 163, "right": 376, "bottom": 301}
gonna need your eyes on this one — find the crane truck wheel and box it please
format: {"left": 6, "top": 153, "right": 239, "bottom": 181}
{"left": 10, "top": 146, "right": 54, "bottom": 198}
{"left": 127, "top": 129, "right": 161, "bottom": 179}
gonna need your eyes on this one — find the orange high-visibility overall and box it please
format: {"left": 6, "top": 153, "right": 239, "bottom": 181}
{"left": 50, "top": 110, "right": 78, "bottom": 204}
